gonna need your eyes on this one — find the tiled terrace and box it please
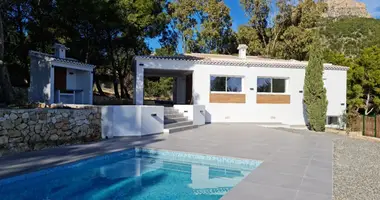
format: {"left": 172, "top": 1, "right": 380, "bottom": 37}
{"left": 0, "top": 124, "right": 336, "bottom": 200}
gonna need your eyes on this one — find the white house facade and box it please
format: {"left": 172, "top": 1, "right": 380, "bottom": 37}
{"left": 133, "top": 46, "right": 348, "bottom": 127}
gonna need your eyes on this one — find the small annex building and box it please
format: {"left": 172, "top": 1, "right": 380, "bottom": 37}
{"left": 28, "top": 44, "right": 95, "bottom": 105}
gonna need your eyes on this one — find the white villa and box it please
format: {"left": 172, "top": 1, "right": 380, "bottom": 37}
{"left": 28, "top": 44, "right": 95, "bottom": 105}
{"left": 133, "top": 44, "right": 348, "bottom": 128}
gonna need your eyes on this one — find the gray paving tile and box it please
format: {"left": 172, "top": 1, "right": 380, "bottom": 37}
{"left": 295, "top": 191, "right": 332, "bottom": 200}
{"left": 272, "top": 150, "right": 314, "bottom": 159}
{"left": 305, "top": 166, "right": 332, "bottom": 181}
{"left": 299, "top": 178, "right": 332, "bottom": 195}
{"left": 309, "top": 159, "right": 332, "bottom": 169}
{"left": 245, "top": 170, "right": 303, "bottom": 190}
{"left": 265, "top": 156, "right": 311, "bottom": 166}
{"left": 316, "top": 141, "right": 333, "bottom": 149}
{"left": 221, "top": 181, "right": 297, "bottom": 200}
{"left": 253, "top": 162, "right": 307, "bottom": 177}
{"left": 278, "top": 146, "right": 317, "bottom": 154}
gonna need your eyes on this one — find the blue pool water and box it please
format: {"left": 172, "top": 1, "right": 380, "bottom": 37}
{"left": 0, "top": 148, "right": 261, "bottom": 200}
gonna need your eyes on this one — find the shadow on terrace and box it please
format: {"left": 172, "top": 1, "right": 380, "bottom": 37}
{"left": 0, "top": 135, "right": 165, "bottom": 179}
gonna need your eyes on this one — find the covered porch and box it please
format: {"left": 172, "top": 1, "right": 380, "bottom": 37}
{"left": 133, "top": 68, "right": 194, "bottom": 106}
{"left": 52, "top": 65, "right": 94, "bottom": 105}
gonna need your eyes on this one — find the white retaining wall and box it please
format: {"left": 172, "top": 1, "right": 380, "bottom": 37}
{"left": 101, "top": 106, "right": 164, "bottom": 138}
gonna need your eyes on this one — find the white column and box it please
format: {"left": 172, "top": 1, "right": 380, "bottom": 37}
{"left": 173, "top": 78, "right": 177, "bottom": 103}
{"left": 134, "top": 66, "right": 144, "bottom": 105}
{"left": 49, "top": 66, "right": 55, "bottom": 104}
{"left": 89, "top": 71, "right": 94, "bottom": 104}
{"left": 176, "top": 76, "right": 186, "bottom": 104}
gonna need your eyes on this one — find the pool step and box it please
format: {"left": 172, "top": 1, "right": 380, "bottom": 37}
{"left": 164, "top": 124, "right": 199, "bottom": 134}
{"left": 163, "top": 107, "right": 197, "bottom": 133}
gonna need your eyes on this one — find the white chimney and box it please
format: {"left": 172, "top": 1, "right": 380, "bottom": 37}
{"left": 54, "top": 43, "right": 69, "bottom": 59}
{"left": 237, "top": 44, "right": 248, "bottom": 59}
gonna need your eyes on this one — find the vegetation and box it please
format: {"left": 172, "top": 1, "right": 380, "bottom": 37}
{"left": 321, "top": 18, "right": 380, "bottom": 58}
{"left": 238, "top": 0, "right": 326, "bottom": 60}
{"left": 323, "top": 18, "right": 380, "bottom": 116}
{"left": 0, "top": 0, "right": 14, "bottom": 104}
{"left": 170, "top": 0, "right": 236, "bottom": 54}
{"left": 303, "top": 40, "right": 328, "bottom": 131}
{"left": 1, "top": 0, "right": 170, "bottom": 103}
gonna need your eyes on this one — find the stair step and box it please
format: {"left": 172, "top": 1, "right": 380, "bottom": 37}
{"left": 164, "top": 117, "right": 188, "bottom": 124}
{"left": 164, "top": 113, "right": 184, "bottom": 119}
{"left": 164, "top": 124, "right": 199, "bottom": 134}
{"left": 164, "top": 121, "right": 193, "bottom": 129}
{"left": 164, "top": 110, "right": 180, "bottom": 115}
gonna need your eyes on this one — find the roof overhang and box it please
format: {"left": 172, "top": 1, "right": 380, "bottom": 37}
{"left": 29, "top": 50, "right": 96, "bottom": 72}
{"left": 134, "top": 56, "right": 349, "bottom": 71}
{"left": 50, "top": 59, "right": 94, "bottom": 72}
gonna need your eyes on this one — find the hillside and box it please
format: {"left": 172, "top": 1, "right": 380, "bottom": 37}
{"left": 321, "top": 18, "right": 380, "bottom": 57}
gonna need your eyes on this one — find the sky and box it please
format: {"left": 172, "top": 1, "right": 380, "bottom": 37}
{"left": 147, "top": 0, "right": 380, "bottom": 52}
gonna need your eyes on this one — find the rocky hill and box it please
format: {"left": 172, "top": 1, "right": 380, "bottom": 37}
{"left": 321, "top": 18, "right": 380, "bottom": 57}
{"left": 325, "top": 0, "right": 372, "bottom": 18}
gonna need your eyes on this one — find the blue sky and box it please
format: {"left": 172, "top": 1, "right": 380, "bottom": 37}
{"left": 148, "top": 0, "right": 380, "bottom": 52}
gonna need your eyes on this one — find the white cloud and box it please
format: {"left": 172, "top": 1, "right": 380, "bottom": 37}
{"left": 360, "top": 0, "right": 380, "bottom": 18}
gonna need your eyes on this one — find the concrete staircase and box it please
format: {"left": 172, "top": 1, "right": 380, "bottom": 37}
{"left": 164, "top": 107, "right": 198, "bottom": 133}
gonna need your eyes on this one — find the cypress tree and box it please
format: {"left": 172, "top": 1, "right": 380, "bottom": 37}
{"left": 303, "top": 40, "right": 328, "bottom": 132}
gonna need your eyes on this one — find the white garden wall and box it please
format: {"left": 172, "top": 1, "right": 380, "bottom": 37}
{"left": 101, "top": 106, "right": 164, "bottom": 138}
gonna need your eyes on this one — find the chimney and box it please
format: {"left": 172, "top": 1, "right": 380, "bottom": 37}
{"left": 54, "top": 43, "right": 69, "bottom": 59}
{"left": 237, "top": 44, "right": 248, "bottom": 59}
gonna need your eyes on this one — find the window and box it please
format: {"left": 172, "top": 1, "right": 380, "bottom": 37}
{"left": 327, "top": 116, "right": 339, "bottom": 125}
{"left": 257, "top": 77, "right": 286, "bottom": 93}
{"left": 210, "top": 76, "right": 242, "bottom": 92}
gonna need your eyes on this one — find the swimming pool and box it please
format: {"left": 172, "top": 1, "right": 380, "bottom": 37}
{"left": 0, "top": 148, "right": 262, "bottom": 200}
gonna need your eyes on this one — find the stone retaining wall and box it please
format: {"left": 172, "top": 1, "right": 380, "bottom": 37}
{"left": 0, "top": 108, "right": 101, "bottom": 156}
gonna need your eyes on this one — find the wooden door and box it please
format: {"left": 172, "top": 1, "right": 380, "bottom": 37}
{"left": 54, "top": 67, "right": 67, "bottom": 90}
{"left": 186, "top": 74, "right": 193, "bottom": 104}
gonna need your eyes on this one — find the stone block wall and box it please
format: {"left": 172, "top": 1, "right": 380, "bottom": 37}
{"left": 0, "top": 108, "right": 101, "bottom": 156}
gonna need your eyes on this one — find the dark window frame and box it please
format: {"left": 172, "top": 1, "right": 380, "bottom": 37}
{"left": 327, "top": 116, "right": 339, "bottom": 125}
{"left": 210, "top": 76, "right": 243, "bottom": 93}
{"left": 257, "top": 77, "right": 287, "bottom": 93}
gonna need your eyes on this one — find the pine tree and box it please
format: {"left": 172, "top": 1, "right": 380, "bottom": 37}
{"left": 303, "top": 40, "right": 328, "bottom": 132}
